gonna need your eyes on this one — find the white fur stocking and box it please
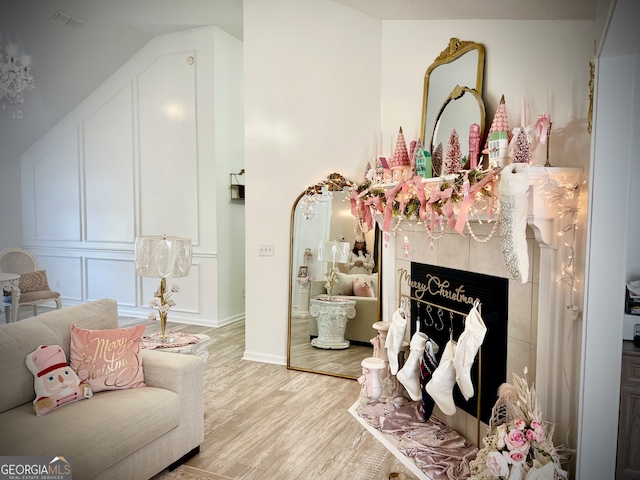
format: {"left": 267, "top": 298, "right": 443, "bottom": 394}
{"left": 396, "top": 332, "right": 428, "bottom": 401}
{"left": 453, "top": 302, "right": 487, "bottom": 400}
{"left": 499, "top": 163, "right": 530, "bottom": 283}
{"left": 386, "top": 308, "right": 408, "bottom": 375}
{"left": 425, "top": 340, "right": 457, "bottom": 416}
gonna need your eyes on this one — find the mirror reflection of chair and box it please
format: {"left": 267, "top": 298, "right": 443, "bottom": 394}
{"left": 0, "top": 248, "right": 62, "bottom": 322}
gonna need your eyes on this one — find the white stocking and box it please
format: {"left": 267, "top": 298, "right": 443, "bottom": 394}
{"left": 396, "top": 332, "right": 428, "bottom": 401}
{"left": 386, "top": 308, "right": 407, "bottom": 375}
{"left": 499, "top": 163, "right": 530, "bottom": 283}
{"left": 425, "top": 340, "right": 457, "bottom": 416}
{"left": 453, "top": 302, "right": 487, "bottom": 400}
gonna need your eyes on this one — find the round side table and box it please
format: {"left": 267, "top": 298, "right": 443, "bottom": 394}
{"left": 309, "top": 296, "right": 356, "bottom": 349}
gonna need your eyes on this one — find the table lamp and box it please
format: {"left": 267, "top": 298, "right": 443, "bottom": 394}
{"left": 135, "top": 235, "right": 192, "bottom": 342}
{"left": 317, "top": 240, "right": 350, "bottom": 298}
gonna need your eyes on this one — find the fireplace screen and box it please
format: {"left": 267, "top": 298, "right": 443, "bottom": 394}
{"left": 407, "top": 262, "right": 508, "bottom": 423}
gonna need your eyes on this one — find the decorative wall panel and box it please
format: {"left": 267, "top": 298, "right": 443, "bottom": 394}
{"left": 84, "top": 85, "right": 135, "bottom": 243}
{"left": 34, "top": 131, "right": 81, "bottom": 241}
{"left": 36, "top": 255, "right": 83, "bottom": 301}
{"left": 86, "top": 258, "right": 136, "bottom": 306}
{"left": 138, "top": 52, "right": 198, "bottom": 240}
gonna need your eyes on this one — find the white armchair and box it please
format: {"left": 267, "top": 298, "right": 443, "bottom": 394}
{"left": 0, "top": 247, "right": 61, "bottom": 322}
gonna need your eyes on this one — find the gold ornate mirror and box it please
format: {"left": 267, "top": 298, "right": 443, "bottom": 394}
{"left": 430, "top": 85, "right": 486, "bottom": 175}
{"left": 287, "top": 173, "right": 381, "bottom": 379}
{"left": 420, "top": 38, "right": 486, "bottom": 157}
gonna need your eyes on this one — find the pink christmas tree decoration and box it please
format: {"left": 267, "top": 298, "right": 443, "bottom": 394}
{"left": 484, "top": 95, "right": 512, "bottom": 150}
{"left": 389, "top": 126, "right": 411, "bottom": 180}
{"left": 409, "top": 140, "right": 418, "bottom": 176}
{"left": 468, "top": 123, "right": 481, "bottom": 170}
{"left": 512, "top": 127, "right": 532, "bottom": 164}
{"left": 432, "top": 142, "right": 443, "bottom": 176}
{"left": 443, "top": 128, "right": 463, "bottom": 175}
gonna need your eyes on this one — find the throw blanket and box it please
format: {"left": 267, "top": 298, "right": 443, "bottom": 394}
{"left": 357, "top": 401, "right": 478, "bottom": 479}
{"left": 141, "top": 331, "right": 202, "bottom": 350}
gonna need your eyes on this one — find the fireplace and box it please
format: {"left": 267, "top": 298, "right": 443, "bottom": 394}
{"left": 408, "top": 262, "right": 509, "bottom": 424}
{"left": 378, "top": 167, "right": 582, "bottom": 448}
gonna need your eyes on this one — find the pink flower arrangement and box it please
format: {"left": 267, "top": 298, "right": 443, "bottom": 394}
{"left": 470, "top": 371, "right": 568, "bottom": 480}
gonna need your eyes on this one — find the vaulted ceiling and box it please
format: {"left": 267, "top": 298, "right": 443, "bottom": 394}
{"left": 0, "top": 0, "right": 603, "bottom": 159}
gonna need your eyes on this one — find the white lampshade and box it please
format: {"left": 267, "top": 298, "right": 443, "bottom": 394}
{"left": 135, "top": 235, "right": 192, "bottom": 278}
{"left": 317, "top": 240, "right": 350, "bottom": 264}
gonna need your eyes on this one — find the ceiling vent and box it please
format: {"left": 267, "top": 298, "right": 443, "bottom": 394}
{"left": 49, "top": 10, "right": 85, "bottom": 28}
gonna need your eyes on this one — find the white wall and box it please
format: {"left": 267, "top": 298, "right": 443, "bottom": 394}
{"left": 577, "top": 42, "right": 639, "bottom": 480}
{"left": 213, "top": 28, "right": 246, "bottom": 323}
{"left": 18, "top": 26, "right": 244, "bottom": 326}
{"left": 243, "top": 0, "right": 382, "bottom": 364}
{"left": 0, "top": 155, "right": 23, "bottom": 249}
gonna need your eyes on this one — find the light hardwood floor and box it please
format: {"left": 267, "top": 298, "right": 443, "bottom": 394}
{"left": 8, "top": 306, "right": 417, "bottom": 480}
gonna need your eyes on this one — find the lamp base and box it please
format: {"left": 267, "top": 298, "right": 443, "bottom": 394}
{"left": 144, "top": 332, "right": 176, "bottom": 344}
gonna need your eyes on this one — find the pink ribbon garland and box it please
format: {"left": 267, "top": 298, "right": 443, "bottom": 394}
{"left": 535, "top": 114, "right": 551, "bottom": 145}
{"left": 350, "top": 189, "right": 360, "bottom": 218}
{"left": 383, "top": 180, "right": 405, "bottom": 231}
{"left": 427, "top": 186, "right": 454, "bottom": 232}
{"left": 411, "top": 176, "right": 428, "bottom": 221}
{"left": 454, "top": 170, "right": 497, "bottom": 234}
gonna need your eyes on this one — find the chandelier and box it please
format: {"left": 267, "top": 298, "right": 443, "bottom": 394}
{"left": 0, "top": 38, "right": 34, "bottom": 119}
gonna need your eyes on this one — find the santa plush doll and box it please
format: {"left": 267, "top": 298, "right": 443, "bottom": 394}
{"left": 26, "top": 345, "right": 91, "bottom": 416}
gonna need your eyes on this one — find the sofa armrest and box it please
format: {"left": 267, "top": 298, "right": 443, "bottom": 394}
{"left": 141, "top": 349, "right": 204, "bottom": 448}
{"left": 141, "top": 349, "right": 203, "bottom": 395}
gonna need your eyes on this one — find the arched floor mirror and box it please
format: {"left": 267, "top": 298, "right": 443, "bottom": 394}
{"left": 287, "top": 173, "right": 382, "bottom": 379}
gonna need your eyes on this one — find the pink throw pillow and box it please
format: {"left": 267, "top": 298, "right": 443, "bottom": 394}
{"left": 70, "top": 324, "right": 146, "bottom": 392}
{"left": 353, "top": 277, "right": 374, "bottom": 297}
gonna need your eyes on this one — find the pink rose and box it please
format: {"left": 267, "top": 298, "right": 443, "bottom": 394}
{"left": 507, "top": 450, "right": 527, "bottom": 465}
{"left": 486, "top": 451, "right": 509, "bottom": 477}
{"left": 505, "top": 429, "right": 530, "bottom": 452}
{"left": 531, "top": 421, "right": 544, "bottom": 442}
{"left": 515, "top": 418, "right": 526, "bottom": 430}
{"left": 526, "top": 429, "right": 536, "bottom": 441}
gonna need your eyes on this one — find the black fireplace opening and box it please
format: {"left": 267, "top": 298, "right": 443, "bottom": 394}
{"left": 409, "top": 262, "right": 509, "bottom": 424}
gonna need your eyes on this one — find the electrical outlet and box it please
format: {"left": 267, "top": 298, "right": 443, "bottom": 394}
{"left": 258, "top": 243, "right": 274, "bottom": 256}
{"left": 55, "top": 280, "right": 61, "bottom": 288}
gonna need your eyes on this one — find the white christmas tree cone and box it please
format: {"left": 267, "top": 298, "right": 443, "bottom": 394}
{"left": 499, "top": 163, "right": 530, "bottom": 283}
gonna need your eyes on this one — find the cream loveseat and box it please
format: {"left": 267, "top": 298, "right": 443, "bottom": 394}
{"left": 309, "top": 273, "right": 379, "bottom": 344}
{"left": 0, "top": 298, "right": 204, "bottom": 480}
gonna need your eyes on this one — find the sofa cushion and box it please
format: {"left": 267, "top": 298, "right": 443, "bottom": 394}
{"left": 19, "top": 270, "right": 51, "bottom": 293}
{"left": 332, "top": 272, "right": 354, "bottom": 296}
{"left": 25, "top": 345, "right": 89, "bottom": 416}
{"left": 0, "top": 386, "right": 180, "bottom": 479}
{"left": 353, "top": 277, "right": 375, "bottom": 297}
{"left": 70, "top": 324, "right": 146, "bottom": 392}
{"left": 0, "top": 299, "right": 119, "bottom": 414}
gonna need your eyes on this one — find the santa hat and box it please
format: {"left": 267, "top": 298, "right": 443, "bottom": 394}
{"left": 29, "top": 345, "right": 68, "bottom": 378}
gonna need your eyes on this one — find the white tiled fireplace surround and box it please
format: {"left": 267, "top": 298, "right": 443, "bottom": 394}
{"left": 382, "top": 166, "right": 582, "bottom": 448}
